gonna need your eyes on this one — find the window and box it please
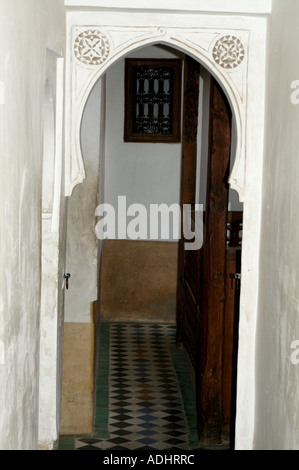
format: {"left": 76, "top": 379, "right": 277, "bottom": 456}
{"left": 124, "top": 58, "right": 182, "bottom": 143}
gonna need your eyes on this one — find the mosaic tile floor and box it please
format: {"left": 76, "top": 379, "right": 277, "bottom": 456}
{"left": 59, "top": 323, "right": 200, "bottom": 451}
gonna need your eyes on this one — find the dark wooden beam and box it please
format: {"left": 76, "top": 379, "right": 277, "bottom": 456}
{"left": 176, "top": 56, "right": 200, "bottom": 348}
{"left": 197, "top": 77, "right": 232, "bottom": 444}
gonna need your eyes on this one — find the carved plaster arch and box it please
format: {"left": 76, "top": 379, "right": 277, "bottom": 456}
{"left": 66, "top": 25, "right": 249, "bottom": 201}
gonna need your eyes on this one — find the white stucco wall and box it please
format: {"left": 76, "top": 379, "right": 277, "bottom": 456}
{"left": 38, "top": 53, "right": 66, "bottom": 449}
{"left": 254, "top": 0, "right": 299, "bottom": 450}
{"left": 0, "top": 0, "right": 66, "bottom": 450}
{"left": 65, "top": 79, "right": 104, "bottom": 323}
{"left": 65, "top": 0, "right": 272, "bottom": 14}
{"left": 104, "top": 45, "right": 183, "bottom": 241}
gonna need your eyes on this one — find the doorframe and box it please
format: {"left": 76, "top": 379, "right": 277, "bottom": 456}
{"left": 39, "top": 50, "right": 65, "bottom": 449}
{"left": 63, "top": 8, "right": 268, "bottom": 450}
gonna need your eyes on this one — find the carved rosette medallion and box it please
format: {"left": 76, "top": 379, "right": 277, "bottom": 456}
{"left": 212, "top": 35, "right": 245, "bottom": 69}
{"left": 74, "top": 29, "right": 110, "bottom": 66}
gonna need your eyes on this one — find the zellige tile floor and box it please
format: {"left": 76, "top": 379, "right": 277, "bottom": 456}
{"left": 59, "top": 323, "right": 200, "bottom": 451}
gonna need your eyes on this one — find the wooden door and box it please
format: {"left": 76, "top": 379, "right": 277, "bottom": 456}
{"left": 223, "top": 214, "right": 242, "bottom": 443}
{"left": 176, "top": 61, "right": 241, "bottom": 446}
{"left": 176, "top": 55, "right": 201, "bottom": 371}
{"left": 196, "top": 77, "right": 232, "bottom": 444}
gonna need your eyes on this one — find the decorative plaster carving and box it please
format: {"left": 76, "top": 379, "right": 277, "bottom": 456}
{"left": 212, "top": 35, "right": 245, "bottom": 69}
{"left": 66, "top": 23, "right": 250, "bottom": 201}
{"left": 74, "top": 29, "right": 110, "bottom": 66}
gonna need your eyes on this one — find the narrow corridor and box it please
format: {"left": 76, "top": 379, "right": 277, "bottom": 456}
{"left": 59, "top": 323, "right": 200, "bottom": 451}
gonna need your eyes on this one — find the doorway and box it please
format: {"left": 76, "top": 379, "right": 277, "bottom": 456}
{"left": 59, "top": 5, "right": 270, "bottom": 449}
{"left": 61, "top": 42, "right": 242, "bottom": 450}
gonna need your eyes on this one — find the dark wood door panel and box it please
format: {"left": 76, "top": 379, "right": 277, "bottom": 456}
{"left": 176, "top": 60, "right": 241, "bottom": 447}
{"left": 176, "top": 55, "right": 200, "bottom": 352}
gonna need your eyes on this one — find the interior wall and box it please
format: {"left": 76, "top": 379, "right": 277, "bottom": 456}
{"left": 39, "top": 54, "right": 66, "bottom": 450}
{"left": 64, "top": 80, "right": 103, "bottom": 324}
{"left": 104, "top": 45, "right": 183, "bottom": 238}
{"left": 61, "top": 77, "right": 105, "bottom": 434}
{"left": 0, "top": 0, "right": 66, "bottom": 450}
{"left": 101, "top": 45, "right": 183, "bottom": 323}
{"left": 255, "top": 0, "right": 299, "bottom": 450}
{"left": 100, "top": 239, "right": 179, "bottom": 323}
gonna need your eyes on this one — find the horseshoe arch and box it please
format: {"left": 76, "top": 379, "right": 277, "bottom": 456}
{"left": 65, "top": 26, "right": 249, "bottom": 202}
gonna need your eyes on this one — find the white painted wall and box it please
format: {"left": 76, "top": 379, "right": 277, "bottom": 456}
{"left": 0, "top": 0, "right": 66, "bottom": 450}
{"left": 65, "top": 79, "right": 105, "bottom": 323}
{"left": 254, "top": 0, "right": 299, "bottom": 450}
{"left": 98, "top": 75, "right": 107, "bottom": 255}
{"left": 64, "top": 0, "right": 272, "bottom": 15}
{"left": 39, "top": 53, "right": 66, "bottom": 450}
{"left": 104, "top": 45, "right": 183, "bottom": 241}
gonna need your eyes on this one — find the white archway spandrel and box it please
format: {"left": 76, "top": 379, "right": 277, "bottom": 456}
{"left": 65, "top": 23, "right": 249, "bottom": 201}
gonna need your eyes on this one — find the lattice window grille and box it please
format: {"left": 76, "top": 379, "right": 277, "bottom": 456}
{"left": 133, "top": 66, "right": 174, "bottom": 136}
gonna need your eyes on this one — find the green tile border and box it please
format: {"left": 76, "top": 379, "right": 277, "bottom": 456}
{"left": 169, "top": 344, "right": 199, "bottom": 448}
{"left": 58, "top": 436, "right": 75, "bottom": 450}
{"left": 94, "top": 322, "right": 110, "bottom": 438}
